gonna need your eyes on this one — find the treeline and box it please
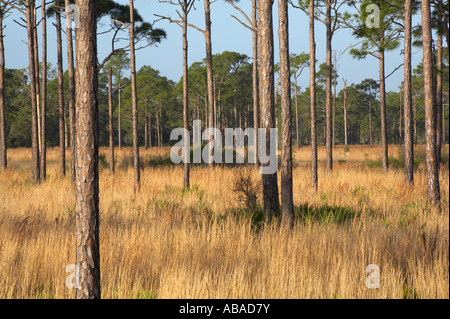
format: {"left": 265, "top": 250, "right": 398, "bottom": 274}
{"left": 1, "top": 51, "right": 448, "bottom": 149}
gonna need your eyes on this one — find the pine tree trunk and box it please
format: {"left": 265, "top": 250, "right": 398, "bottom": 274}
{"left": 436, "top": 30, "right": 443, "bottom": 168}
{"left": 149, "top": 113, "right": 152, "bottom": 148}
{"left": 404, "top": 0, "right": 414, "bottom": 185}
{"left": 33, "top": 3, "right": 41, "bottom": 160}
{"left": 204, "top": 0, "right": 215, "bottom": 168}
{"left": 0, "top": 10, "right": 6, "bottom": 170}
{"left": 144, "top": 110, "right": 148, "bottom": 149}
{"left": 310, "top": 0, "right": 318, "bottom": 192}
{"left": 183, "top": 0, "right": 190, "bottom": 188}
{"left": 422, "top": 0, "right": 441, "bottom": 206}
{"left": 369, "top": 101, "right": 372, "bottom": 145}
{"left": 26, "top": 0, "right": 39, "bottom": 183}
{"left": 118, "top": 84, "right": 121, "bottom": 149}
{"left": 379, "top": 39, "right": 389, "bottom": 171}
{"left": 343, "top": 80, "right": 348, "bottom": 146}
{"left": 74, "top": 0, "right": 101, "bottom": 299}
{"left": 259, "top": 0, "right": 280, "bottom": 217}
{"left": 66, "top": 0, "right": 76, "bottom": 185}
{"left": 295, "top": 79, "right": 299, "bottom": 148}
{"left": 56, "top": 0, "right": 65, "bottom": 176}
{"left": 252, "top": 0, "right": 259, "bottom": 165}
{"left": 130, "top": 0, "right": 140, "bottom": 193}
{"left": 325, "top": 5, "right": 333, "bottom": 172}
{"left": 40, "top": 1, "right": 47, "bottom": 181}
{"left": 278, "top": 0, "right": 294, "bottom": 227}
{"left": 108, "top": 68, "right": 114, "bottom": 173}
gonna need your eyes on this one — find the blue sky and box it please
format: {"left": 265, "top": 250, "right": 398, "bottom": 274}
{"left": 3, "top": 0, "right": 424, "bottom": 94}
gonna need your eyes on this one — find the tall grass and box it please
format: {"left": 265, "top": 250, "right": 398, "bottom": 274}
{"left": 0, "top": 145, "right": 448, "bottom": 299}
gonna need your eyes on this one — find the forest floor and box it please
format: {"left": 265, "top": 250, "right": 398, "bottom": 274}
{"left": 0, "top": 144, "right": 448, "bottom": 298}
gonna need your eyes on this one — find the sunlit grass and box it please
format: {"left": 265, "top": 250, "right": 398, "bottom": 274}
{"left": 0, "top": 145, "right": 448, "bottom": 299}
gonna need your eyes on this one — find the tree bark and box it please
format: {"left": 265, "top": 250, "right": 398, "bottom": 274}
{"left": 40, "top": 0, "right": 47, "bottom": 181}
{"left": 436, "top": 28, "right": 443, "bottom": 168}
{"left": 204, "top": 0, "right": 215, "bottom": 168}
{"left": 33, "top": 3, "right": 41, "bottom": 161}
{"left": 66, "top": 0, "right": 76, "bottom": 185}
{"left": 74, "top": 0, "right": 101, "bottom": 299}
{"left": 118, "top": 83, "right": 121, "bottom": 149}
{"left": 369, "top": 101, "right": 372, "bottom": 145}
{"left": 421, "top": 0, "right": 441, "bottom": 206}
{"left": 26, "top": 0, "right": 39, "bottom": 183}
{"left": 56, "top": 0, "right": 65, "bottom": 176}
{"left": 0, "top": 9, "right": 6, "bottom": 170}
{"left": 295, "top": 79, "right": 299, "bottom": 148}
{"left": 325, "top": 4, "right": 333, "bottom": 172}
{"left": 144, "top": 110, "right": 148, "bottom": 149}
{"left": 278, "top": 0, "right": 294, "bottom": 227}
{"left": 343, "top": 80, "right": 348, "bottom": 146}
{"left": 259, "top": 0, "right": 279, "bottom": 217}
{"left": 130, "top": 0, "right": 140, "bottom": 193}
{"left": 379, "top": 37, "right": 389, "bottom": 171}
{"left": 404, "top": 0, "right": 414, "bottom": 185}
{"left": 108, "top": 68, "right": 114, "bottom": 173}
{"left": 183, "top": 0, "right": 190, "bottom": 188}
{"left": 309, "top": 0, "right": 318, "bottom": 192}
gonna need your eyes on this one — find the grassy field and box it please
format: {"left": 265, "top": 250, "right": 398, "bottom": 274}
{"left": 0, "top": 145, "right": 448, "bottom": 299}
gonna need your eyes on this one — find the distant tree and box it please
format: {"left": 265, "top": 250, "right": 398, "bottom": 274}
{"left": 355, "top": 79, "right": 379, "bottom": 145}
{"left": 289, "top": 52, "right": 310, "bottom": 147}
{"left": 343, "top": 0, "right": 403, "bottom": 172}
{"left": 156, "top": 0, "right": 196, "bottom": 189}
{"left": 104, "top": 51, "right": 130, "bottom": 149}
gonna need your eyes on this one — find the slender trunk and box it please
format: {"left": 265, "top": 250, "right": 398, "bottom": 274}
{"left": 183, "top": 1, "right": 190, "bottom": 188}
{"left": 66, "top": 1, "right": 76, "bottom": 185}
{"left": 333, "top": 73, "right": 336, "bottom": 148}
{"left": 422, "top": 0, "right": 441, "bottom": 206}
{"left": 74, "top": 0, "right": 101, "bottom": 299}
{"left": 310, "top": 0, "right": 317, "bottom": 191}
{"left": 149, "top": 114, "right": 152, "bottom": 147}
{"left": 436, "top": 29, "right": 443, "bottom": 167}
{"left": 144, "top": 110, "right": 148, "bottom": 149}
{"left": 108, "top": 68, "right": 114, "bottom": 173}
{"left": 274, "top": 78, "right": 279, "bottom": 130}
{"left": 399, "top": 89, "right": 402, "bottom": 142}
{"left": 404, "top": 0, "right": 414, "bottom": 185}
{"left": 33, "top": 3, "right": 41, "bottom": 159}
{"left": 278, "top": 0, "right": 294, "bottom": 226}
{"left": 325, "top": 5, "right": 333, "bottom": 172}
{"left": 234, "top": 88, "right": 238, "bottom": 127}
{"left": 295, "top": 79, "right": 299, "bottom": 148}
{"left": 56, "top": 0, "right": 65, "bottom": 176}
{"left": 379, "top": 43, "right": 389, "bottom": 171}
{"left": 130, "top": 0, "right": 140, "bottom": 193}
{"left": 414, "top": 95, "right": 417, "bottom": 144}
{"left": 65, "top": 106, "right": 68, "bottom": 149}
{"left": 160, "top": 109, "right": 163, "bottom": 147}
{"left": 259, "top": 0, "right": 280, "bottom": 216}
{"left": 0, "top": 11, "right": 6, "bottom": 170}
{"left": 204, "top": 0, "right": 215, "bottom": 168}
{"left": 118, "top": 84, "right": 121, "bottom": 149}
{"left": 40, "top": 0, "right": 47, "bottom": 181}
{"left": 344, "top": 80, "right": 348, "bottom": 146}
{"left": 369, "top": 101, "right": 372, "bottom": 145}
{"left": 156, "top": 113, "right": 161, "bottom": 148}
{"left": 252, "top": 0, "right": 259, "bottom": 166}
{"left": 27, "top": 0, "right": 39, "bottom": 183}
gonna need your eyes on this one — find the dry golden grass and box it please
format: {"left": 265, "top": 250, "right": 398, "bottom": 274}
{"left": 0, "top": 145, "right": 448, "bottom": 299}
